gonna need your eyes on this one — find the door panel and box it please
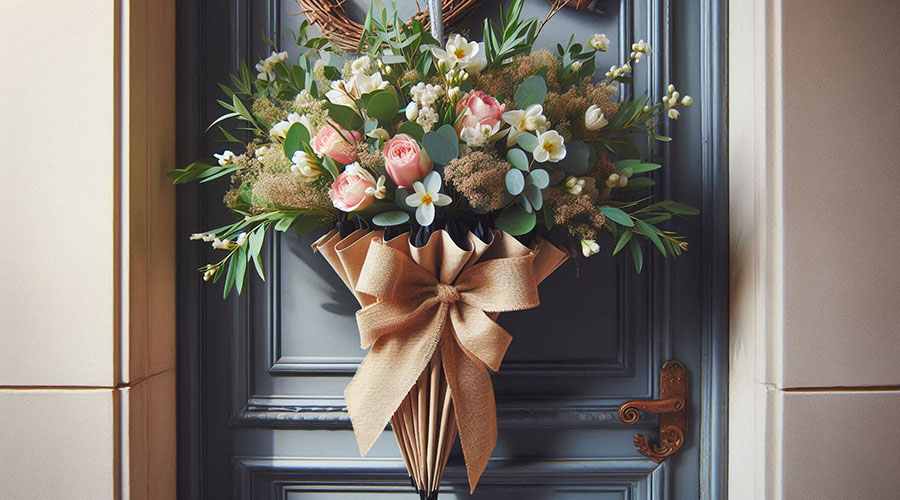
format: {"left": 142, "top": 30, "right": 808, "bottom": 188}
{"left": 175, "top": 1, "right": 728, "bottom": 499}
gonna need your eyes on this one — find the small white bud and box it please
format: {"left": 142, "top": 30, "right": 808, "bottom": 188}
{"left": 681, "top": 95, "right": 693, "bottom": 106}
{"left": 581, "top": 239, "right": 601, "bottom": 257}
{"left": 668, "top": 108, "right": 680, "bottom": 120}
{"left": 405, "top": 102, "right": 419, "bottom": 121}
{"left": 672, "top": 91, "right": 680, "bottom": 101}
{"left": 667, "top": 84, "right": 675, "bottom": 94}
{"left": 571, "top": 60, "right": 583, "bottom": 72}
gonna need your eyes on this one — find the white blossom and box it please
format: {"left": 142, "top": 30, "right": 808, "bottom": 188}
{"left": 502, "top": 104, "right": 549, "bottom": 146}
{"left": 533, "top": 130, "right": 567, "bottom": 163}
{"left": 290, "top": 150, "right": 322, "bottom": 181}
{"left": 255, "top": 50, "right": 288, "bottom": 81}
{"left": 681, "top": 95, "right": 693, "bottom": 106}
{"left": 269, "top": 112, "right": 310, "bottom": 142}
{"left": 581, "top": 239, "right": 601, "bottom": 257}
{"left": 460, "top": 122, "right": 503, "bottom": 148}
{"left": 431, "top": 34, "right": 480, "bottom": 70}
{"left": 405, "top": 101, "right": 419, "bottom": 121}
{"left": 571, "top": 60, "right": 583, "bottom": 72}
{"left": 365, "top": 175, "right": 387, "bottom": 200}
{"left": 584, "top": 104, "right": 608, "bottom": 131}
{"left": 350, "top": 55, "right": 371, "bottom": 76}
{"left": 214, "top": 150, "right": 236, "bottom": 166}
{"left": 589, "top": 33, "right": 610, "bottom": 52}
{"left": 668, "top": 108, "right": 680, "bottom": 120}
{"left": 405, "top": 171, "right": 452, "bottom": 226}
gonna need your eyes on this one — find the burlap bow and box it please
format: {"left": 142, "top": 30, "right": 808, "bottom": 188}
{"left": 314, "top": 229, "right": 568, "bottom": 493}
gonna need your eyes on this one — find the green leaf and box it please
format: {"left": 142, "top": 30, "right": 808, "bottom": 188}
{"left": 372, "top": 210, "right": 411, "bottom": 226}
{"left": 636, "top": 219, "right": 667, "bottom": 257}
{"left": 514, "top": 75, "right": 548, "bottom": 109}
{"left": 625, "top": 177, "right": 655, "bottom": 190}
{"left": 613, "top": 229, "right": 632, "bottom": 255}
{"left": 234, "top": 246, "right": 248, "bottom": 295}
{"left": 556, "top": 141, "right": 594, "bottom": 175}
{"left": 365, "top": 90, "right": 400, "bottom": 125}
{"left": 523, "top": 184, "right": 543, "bottom": 210}
{"left": 516, "top": 132, "right": 539, "bottom": 152}
{"left": 325, "top": 102, "right": 364, "bottom": 130}
{"left": 222, "top": 259, "right": 236, "bottom": 299}
{"left": 494, "top": 206, "right": 536, "bottom": 235}
{"left": 629, "top": 238, "right": 644, "bottom": 273}
{"left": 505, "top": 169, "right": 525, "bottom": 195}
{"left": 625, "top": 163, "right": 662, "bottom": 174}
{"left": 527, "top": 169, "right": 549, "bottom": 189}
{"left": 275, "top": 213, "right": 300, "bottom": 232}
{"left": 506, "top": 148, "right": 529, "bottom": 170}
{"left": 283, "top": 122, "right": 310, "bottom": 160}
{"left": 397, "top": 121, "right": 425, "bottom": 142}
{"left": 422, "top": 125, "right": 459, "bottom": 165}
{"left": 320, "top": 155, "right": 340, "bottom": 179}
{"left": 292, "top": 214, "right": 325, "bottom": 239}
{"left": 616, "top": 159, "right": 642, "bottom": 168}
{"left": 600, "top": 206, "right": 634, "bottom": 227}
{"left": 663, "top": 201, "right": 700, "bottom": 215}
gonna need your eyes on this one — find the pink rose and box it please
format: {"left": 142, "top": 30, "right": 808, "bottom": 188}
{"left": 311, "top": 125, "right": 363, "bottom": 165}
{"left": 328, "top": 164, "right": 376, "bottom": 212}
{"left": 383, "top": 134, "right": 433, "bottom": 188}
{"left": 456, "top": 90, "right": 505, "bottom": 131}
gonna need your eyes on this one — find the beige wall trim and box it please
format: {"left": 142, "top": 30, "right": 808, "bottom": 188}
{"left": 117, "top": 0, "right": 176, "bottom": 498}
{"left": 728, "top": 0, "right": 784, "bottom": 497}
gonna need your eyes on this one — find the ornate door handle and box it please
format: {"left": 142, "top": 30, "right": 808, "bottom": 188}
{"left": 618, "top": 360, "right": 688, "bottom": 463}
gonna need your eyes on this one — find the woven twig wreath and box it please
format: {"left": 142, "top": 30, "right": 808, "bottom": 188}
{"left": 296, "top": 0, "right": 484, "bottom": 51}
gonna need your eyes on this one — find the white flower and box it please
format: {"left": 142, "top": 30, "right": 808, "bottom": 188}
{"left": 364, "top": 175, "right": 387, "bottom": 200}
{"left": 325, "top": 80, "right": 357, "bottom": 108}
{"left": 416, "top": 106, "right": 439, "bottom": 132}
{"left": 565, "top": 176, "right": 586, "bottom": 195}
{"left": 405, "top": 101, "right": 419, "bottom": 120}
{"left": 447, "top": 86, "right": 461, "bottom": 102}
{"left": 460, "top": 122, "right": 503, "bottom": 148}
{"left": 571, "top": 60, "right": 583, "bottom": 72}
{"left": 431, "top": 34, "right": 480, "bottom": 70}
{"left": 211, "top": 238, "right": 231, "bottom": 250}
{"left": 681, "top": 95, "right": 693, "bottom": 106}
{"left": 532, "top": 130, "right": 567, "bottom": 163}
{"left": 605, "top": 173, "right": 620, "bottom": 188}
{"left": 405, "top": 171, "right": 452, "bottom": 226}
{"left": 503, "top": 104, "right": 549, "bottom": 146}
{"left": 589, "top": 33, "right": 610, "bottom": 51}
{"left": 581, "top": 239, "right": 601, "bottom": 257}
{"left": 190, "top": 233, "right": 216, "bottom": 242}
{"left": 214, "top": 150, "right": 236, "bottom": 166}
{"left": 584, "top": 104, "right": 608, "bottom": 131}
{"left": 367, "top": 128, "right": 390, "bottom": 141}
{"left": 667, "top": 84, "right": 675, "bottom": 94}
{"left": 632, "top": 40, "right": 652, "bottom": 56}
{"left": 269, "top": 112, "right": 310, "bottom": 142}
{"left": 202, "top": 268, "right": 217, "bottom": 281}
{"left": 350, "top": 55, "right": 371, "bottom": 76}
{"left": 353, "top": 72, "right": 389, "bottom": 96}
{"left": 255, "top": 51, "right": 288, "bottom": 81}
{"left": 409, "top": 82, "right": 444, "bottom": 107}
{"left": 668, "top": 108, "right": 680, "bottom": 120}
{"left": 235, "top": 232, "right": 248, "bottom": 246}
{"left": 290, "top": 150, "right": 322, "bottom": 181}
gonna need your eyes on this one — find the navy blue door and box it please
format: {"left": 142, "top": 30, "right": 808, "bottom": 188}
{"left": 175, "top": 1, "right": 728, "bottom": 498}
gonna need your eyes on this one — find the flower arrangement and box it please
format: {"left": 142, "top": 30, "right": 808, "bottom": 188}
{"left": 172, "top": 1, "right": 695, "bottom": 497}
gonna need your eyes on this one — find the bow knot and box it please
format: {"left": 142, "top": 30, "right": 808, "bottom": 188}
{"left": 435, "top": 282, "right": 461, "bottom": 304}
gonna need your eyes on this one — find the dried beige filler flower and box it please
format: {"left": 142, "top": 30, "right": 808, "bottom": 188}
{"left": 251, "top": 97, "right": 289, "bottom": 127}
{"left": 475, "top": 49, "right": 561, "bottom": 106}
{"left": 545, "top": 188, "right": 608, "bottom": 240}
{"left": 444, "top": 150, "right": 511, "bottom": 212}
{"left": 544, "top": 82, "right": 620, "bottom": 138}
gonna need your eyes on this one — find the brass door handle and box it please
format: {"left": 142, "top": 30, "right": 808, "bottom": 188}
{"left": 618, "top": 360, "right": 688, "bottom": 463}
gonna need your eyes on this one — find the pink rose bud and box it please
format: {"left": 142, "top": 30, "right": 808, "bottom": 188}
{"left": 383, "top": 133, "right": 433, "bottom": 188}
{"left": 455, "top": 90, "right": 505, "bottom": 131}
{"left": 311, "top": 125, "right": 363, "bottom": 165}
{"left": 328, "top": 163, "right": 376, "bottom": 212}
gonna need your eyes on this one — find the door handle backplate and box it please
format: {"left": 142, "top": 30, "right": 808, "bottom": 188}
{"left": 618, "top": 360, "right": 688, "bottom": 463}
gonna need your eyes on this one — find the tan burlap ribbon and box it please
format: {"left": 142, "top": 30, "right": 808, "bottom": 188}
{"left": 314, "top": 229, "right": 568, "bottom": 492}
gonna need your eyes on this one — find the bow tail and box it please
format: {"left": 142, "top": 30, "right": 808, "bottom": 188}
{"left": 346, "top": 305, "right": 447, "bottom": 455}
{"left": 441, "top": 328, "right": 498, "bottom": 494}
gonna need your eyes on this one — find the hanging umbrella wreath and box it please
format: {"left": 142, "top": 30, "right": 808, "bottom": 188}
{"left": 171, "top": 1, "right": 695, "bottom": 497}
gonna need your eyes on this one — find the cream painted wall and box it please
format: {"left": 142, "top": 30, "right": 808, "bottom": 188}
{"left": 0, "top": 0, "right": 175, "bottom": 499}
{"left": 730, "top": 0, "right": 900, "bottom": 498}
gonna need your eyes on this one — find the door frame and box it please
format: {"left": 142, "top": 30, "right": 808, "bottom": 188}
{"left": 172, "top": 0, "right": 730, "bottom": 498}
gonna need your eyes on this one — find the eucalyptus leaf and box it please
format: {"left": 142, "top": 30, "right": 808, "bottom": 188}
{"left": 325, "top": 102, "right": 364, "bottom": 130}
{"left": 516, "top": 132, "right": 539, "bottom": 152}
{"left": 283, "top": 122, "right": 310, "bottom": 159}
{"left": 629, "top": 238, "right": 644, "bottom": 273}
{"left": 366, "top": 90, "right": 400, "bottom": 125}
{"left": 527, "top": 168, "right": 550, "bottom": 189}
{"left": 555, "top": 141, "right": 594, "bottom": 175}
{"left": 423, "top": 125, "right": 459, "bottom": 165}
{"left": 372, "top": 210, "right": 411, "bottom": 227}
{"left": 514, "top": 75, "right": 548, "bottom": 109}
{"left": 626, "top": 163, "right": 662, "bottom": 174}
{"left": 505, "top": 169, "right": 525, "bottom": 195}
{"left": 523, "top": 183, "right": 543, "bottom": 210}
{"left": 599, "top": 206, "right": 634, "bottom": 227}
{"left": 506, "top": 148, "right": 529, "bottom": 170}
{"left": 494, "top": 206, "right": 536, "bottom": 235}
{"left": 397, "top": 121, "right": 425, "bottom": 142}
